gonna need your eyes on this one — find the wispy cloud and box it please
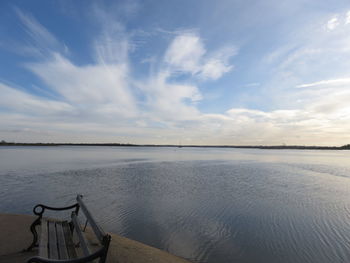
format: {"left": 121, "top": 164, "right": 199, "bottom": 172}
{"left": 26, "top": 53, "right": 137, "bottom": 117}
{"left": 0, "top": 83, "right": 73, "bottom": 115}
{"left": 14, "top": 7, "right": 67, "bottom": 56}
{"left": 92, "top": 7, "right": 130, "bottom": 64}
{"left": 296, "top": 78, "right": 350, "bottom": 88}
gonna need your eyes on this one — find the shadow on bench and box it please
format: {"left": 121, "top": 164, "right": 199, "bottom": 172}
{"left": 25, "top": 194, "right": 111, "bottom": 263}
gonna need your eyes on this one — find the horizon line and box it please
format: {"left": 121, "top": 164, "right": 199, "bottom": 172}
{"left": 1, "top": 141, "right": 350, "bottom": 150}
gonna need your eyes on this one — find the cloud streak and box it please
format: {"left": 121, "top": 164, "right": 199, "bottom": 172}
{"left": 296, "top": 78, "right": 350, "bottom": 88}
{"left": 14, "top": 7, "right": 67, "bottom": 56}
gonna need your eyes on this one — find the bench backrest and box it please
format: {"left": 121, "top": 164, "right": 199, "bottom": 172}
{"left": 71, "top": 194, "right": 111, "bottom": 262}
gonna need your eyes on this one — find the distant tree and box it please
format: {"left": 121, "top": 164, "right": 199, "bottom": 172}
{"left": 0, "top": 140, "right": 6, "bottom": 144}
{"left": 341, "top": 144, "right": 350, "bottom": 149}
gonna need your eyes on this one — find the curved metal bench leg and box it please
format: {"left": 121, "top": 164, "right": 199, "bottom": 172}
{"left": 24, "top": 217, "right": 41, "bottom": 251}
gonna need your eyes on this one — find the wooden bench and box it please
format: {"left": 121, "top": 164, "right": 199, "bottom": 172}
{"left": 25, "top": 194, "right": 111, "bottom": 263}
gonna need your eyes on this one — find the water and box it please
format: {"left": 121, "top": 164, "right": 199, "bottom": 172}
{"left": 1, "top": 146, "right": 350, "bottom": 263}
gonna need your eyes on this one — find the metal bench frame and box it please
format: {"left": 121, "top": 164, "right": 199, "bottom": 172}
{"left": 25, "top": 195, "right": 111, "bottom": 263}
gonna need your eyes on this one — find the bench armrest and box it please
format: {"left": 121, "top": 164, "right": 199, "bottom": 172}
{"left": 33, "top": 203, "right": 79, "bottom": 217}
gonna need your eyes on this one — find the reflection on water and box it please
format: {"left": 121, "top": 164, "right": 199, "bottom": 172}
{"left": 1, "top": 146, "right": 350, "bottom": 263}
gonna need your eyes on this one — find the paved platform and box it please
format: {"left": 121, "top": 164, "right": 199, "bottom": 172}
{"left": 0, "top": 213, "right": 191, "bottom": 263}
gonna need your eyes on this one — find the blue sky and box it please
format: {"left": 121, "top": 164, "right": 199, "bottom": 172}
{"left": 1, "top": 0, "right": 350, "bottom": 145}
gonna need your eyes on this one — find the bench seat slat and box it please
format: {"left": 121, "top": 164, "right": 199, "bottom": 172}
{"left": 56, "top": 222, "right": 69, "bottom": 260}
{"left": 39, "top": 219, "right": 48, "bottom": 258}
{"left": 62, "top": 221, "right": 77, "bottom": 259}
{"left": 48, "top": 221, "right": 59, "bottom": 259}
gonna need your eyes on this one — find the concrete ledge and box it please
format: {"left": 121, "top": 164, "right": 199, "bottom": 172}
{"left": 0, "top": 213, "right": 191, "bottom": 263}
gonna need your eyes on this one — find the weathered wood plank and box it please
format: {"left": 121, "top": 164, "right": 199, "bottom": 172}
{"left": 39, "top": 219, "right": 48, "bottom": 258}
{"left": 77, "top": 195, "right": 105, "bottom": 242}
{"left": 48, "top": 221, "right": 59, "bottom": 259}
{"left": 71, "top": 212, "right": 90, "bottom": 256}
{"left": 56, "top": 221, "right": 69, "bottom": 260}
{"left": 62, "top": 221, "right": 77, "bottom": 259}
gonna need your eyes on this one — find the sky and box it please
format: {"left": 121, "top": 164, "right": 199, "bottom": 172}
{"left": 1, "top": 0, "right": 350, "bottom": 145}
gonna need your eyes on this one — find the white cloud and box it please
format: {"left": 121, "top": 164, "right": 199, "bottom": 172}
{"left": 346, "top": 11, "right": 350, "bottom": 25}
{"left": 327, "top": 16, "right": 339, "bottom": 30}
{"left": 164, "top": 33, "right": 205, "bottom": 74}
{"left": 0, "top": 10, "right": 207, "bottom": 141}
{"left": 164, "top": 33, "right": 236, "bottom": 80}
{"left": 214, "top": 101, "right": 350, "bottom": 146}
{"left": 26, "top": 53, "right": 136, "bottom": 118}
{"left": 200, "top": 54, "right": 233, "bottom": 80}
{"left": 135, "top": 33, "right": 234, "bottom": 123}
{"left": 139, "top": 71, "right": 201, "bottom": 122}
{"left": 16, "top": 6, "right": 140, "bottom": 121}
{"left": 0, "top": 7, "right": 139, "bottom": 134}
{"left": 0, "top": 83, "right": 74, "bottom": 115}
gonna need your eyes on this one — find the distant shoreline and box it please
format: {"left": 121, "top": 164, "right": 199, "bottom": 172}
{"left": 1, "top": 142, "right": 350, "bottom": 150}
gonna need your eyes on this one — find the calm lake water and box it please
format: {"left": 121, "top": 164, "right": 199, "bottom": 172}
{"left": 1, "top": 146, "right": 350, "bottom": 263}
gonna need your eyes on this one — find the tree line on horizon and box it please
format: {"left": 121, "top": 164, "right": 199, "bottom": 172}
{"left": 1, "top": 140, "right": 350, "bottom": 149}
